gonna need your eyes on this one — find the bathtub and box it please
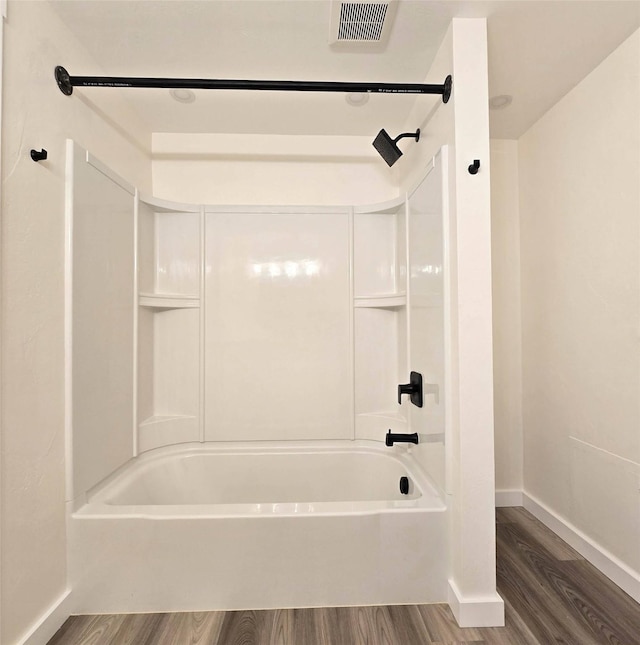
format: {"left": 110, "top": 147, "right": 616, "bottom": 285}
{"left": 69, "top": 441, "right": 449, "bottom": 614}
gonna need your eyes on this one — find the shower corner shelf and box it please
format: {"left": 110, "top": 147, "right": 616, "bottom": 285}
{"left": 354, "top": 293, "right": 406, "bottom": 309}
{"left": 139, "top": 293, "right": 200, "bottom": 310}
{"left": 138, "top": 414, "right": 197, "bottom": 428}
{"left": 138, "top": 415, "right": 199, "bottom": 453}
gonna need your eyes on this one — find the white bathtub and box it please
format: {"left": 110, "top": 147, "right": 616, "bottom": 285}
{"left": 69, "top": 441, "right": 449, "bottom": 614}
{"left": 80, "top": 441, "right": 443, "bottom": 516}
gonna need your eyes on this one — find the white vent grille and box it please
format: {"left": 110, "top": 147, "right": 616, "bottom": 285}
{"left": 337, "top": 2, "right": 389, "bottom": 41}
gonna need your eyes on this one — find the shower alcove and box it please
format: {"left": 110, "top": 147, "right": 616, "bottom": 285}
{"left": 67, "top": 140, "right": 451, "bottom": 613}
{"left": 63, "top": 19, "right": 500, "bottom": 629}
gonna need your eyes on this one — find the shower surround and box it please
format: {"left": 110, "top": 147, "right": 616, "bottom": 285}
{"left": 59, "top": 19, "right": 500, "bottom": 636}
{"left": 66, "top": 139, "right": 450, "bottom": 612}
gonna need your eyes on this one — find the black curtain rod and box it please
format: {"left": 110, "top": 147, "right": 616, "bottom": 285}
{"left": 55, "top": 66, "right": 452, "bottom": 102}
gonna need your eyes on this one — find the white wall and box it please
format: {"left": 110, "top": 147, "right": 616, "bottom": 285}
{"left": 401, "top": 20, "right": 502, "bottom": 626}
{"left": 519, "top": 29, "right": 640, "bottom": 576}
{"left": 0, "top": 2, "right": 151, "bottom": 643}
{"left": 152, "top": 133, "right": 398, "bottom": 206}
{"left": 447, "top": 20, "right": 500, "bottom": 624}
{"left": 0, "top": 2, "right": 6, "bottom": 641}
{"left": 398, "top": 31, "right": 454, "bottom": 193}
{"left": 490, "top": 139, "right": 523, "bottom": 493}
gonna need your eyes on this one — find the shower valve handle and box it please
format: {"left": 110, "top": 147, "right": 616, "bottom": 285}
{"left": 398, "top": 382, "right": 416, "bottom": 401}
{"left": 398, "top": 371, "right": 423, "bottom": 407}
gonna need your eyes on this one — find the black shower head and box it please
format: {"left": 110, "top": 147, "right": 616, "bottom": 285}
{"left": 372, "top": 128, "right": 420, "bottom": 167}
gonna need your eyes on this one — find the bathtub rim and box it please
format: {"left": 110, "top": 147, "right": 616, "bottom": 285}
{"left": 73, "top": 439, "right": 447, "bottom": 518}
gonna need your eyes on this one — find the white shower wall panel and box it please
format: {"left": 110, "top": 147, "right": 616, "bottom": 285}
{"left": 153, "top": 309, "right": 200, "bottom": 418}
{"left": 408, "top": 156, "right": 447, "bottom": 494}
{"left": 154, "top": 212, "right": 200, "bottom": 295}
{"left": 353, "top": 213, "right": 398, "bottom": 295}
{"left": 204, "top": 211, "right": 352, "bottom": 442}
{"left": 70, "top": 145, "right": 135, "bottom": 499}
{"left": 354, "top": 308, "right": 399, "bottom": 416}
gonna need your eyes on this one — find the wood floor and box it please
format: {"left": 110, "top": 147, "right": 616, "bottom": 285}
{"left": 48, "top": 507, "right": 640, "bottom": 645}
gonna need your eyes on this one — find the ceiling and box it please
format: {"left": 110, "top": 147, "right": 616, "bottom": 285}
{"left": 50, "top": 0, "right": 640, "bottom": 139}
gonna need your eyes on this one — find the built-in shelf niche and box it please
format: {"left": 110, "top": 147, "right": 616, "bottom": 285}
{"left": 353, "top": 200, "right": 408, "bottom": 439}
{"left": 354, "top": 293, "right": 406, "bottom": 308}
{"left": 139, "top": 293, "right": 200, "bottom": 309}
{"left": 137, "top": 197, "right": 201, "bottom": 452}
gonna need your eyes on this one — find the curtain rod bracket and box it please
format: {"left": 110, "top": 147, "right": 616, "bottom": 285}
{"left": 56, "top": 66, "right": 73, "bottom": 95}
{"left": 443, "top": 74, "right": 452, "bottom": 103}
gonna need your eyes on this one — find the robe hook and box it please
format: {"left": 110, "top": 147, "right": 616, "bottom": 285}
{"left": 31, "top": 149, "right": 48, "bottom": 162}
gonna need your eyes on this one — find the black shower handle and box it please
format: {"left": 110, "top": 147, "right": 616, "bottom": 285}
{"left": 398, "top": 382, "right": 416, "bottom": 404}
{"left": 398, "top": 371, "right": 423, "bottom": 407}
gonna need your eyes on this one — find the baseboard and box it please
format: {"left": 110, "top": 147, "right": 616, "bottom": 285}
{"left": 17, "top": 589, "right": 72, "bottom": 645}
{"left": 495, "top": 489, "right": 523, "bottom": 507}
{"left": 523, "top": 492, "right": 640, "bottom": 603}
{"left": 447, "top": 579, "right": 504, "bottom": 628}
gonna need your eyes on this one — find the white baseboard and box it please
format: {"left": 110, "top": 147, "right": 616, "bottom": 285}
{"left": 523, "top": 492, "right": 640, "bottom": 603}
{"left": 495, "top": 489, "right": 523, "bottom": 507}
{"left": 17, "top": 590, "right": 72, "bottom": 645}
{"left": 447, "top": 579, "right": 504, "bottom": 627}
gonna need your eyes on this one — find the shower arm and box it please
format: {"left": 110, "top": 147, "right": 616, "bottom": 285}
{"left": 55, "top": 67, "right": 452, "bottom": 102}
{"left": 392, "top": 131, "right": 421, "bottom": 144}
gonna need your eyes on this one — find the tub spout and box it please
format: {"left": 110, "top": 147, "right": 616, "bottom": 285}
{"left": 385, "top": 430, "right": 419, "bottom": 447}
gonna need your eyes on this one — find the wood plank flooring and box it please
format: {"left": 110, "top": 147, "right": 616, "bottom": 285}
{"left": 48, "top": 507, "right": 640, "bottom": 645}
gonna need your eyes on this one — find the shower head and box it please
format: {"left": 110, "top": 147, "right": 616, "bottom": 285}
{"left": 372, "top": 128, "right": 420, "bottom": 166}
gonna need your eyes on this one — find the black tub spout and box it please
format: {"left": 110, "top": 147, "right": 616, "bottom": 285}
{"left": 385, "top": 431, "right": 419, "bottom": 447}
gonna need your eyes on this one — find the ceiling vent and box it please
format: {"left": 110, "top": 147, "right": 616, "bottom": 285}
{"left": 329, "top": 0, "right": 398, "bottom": 45}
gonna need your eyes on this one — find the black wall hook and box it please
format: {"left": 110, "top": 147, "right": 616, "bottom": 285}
{"left": 31, "top": 149, "right": 48, "bottom": 162}
{"left": 468, "top": 159, "right": 480, "bottom": 174}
